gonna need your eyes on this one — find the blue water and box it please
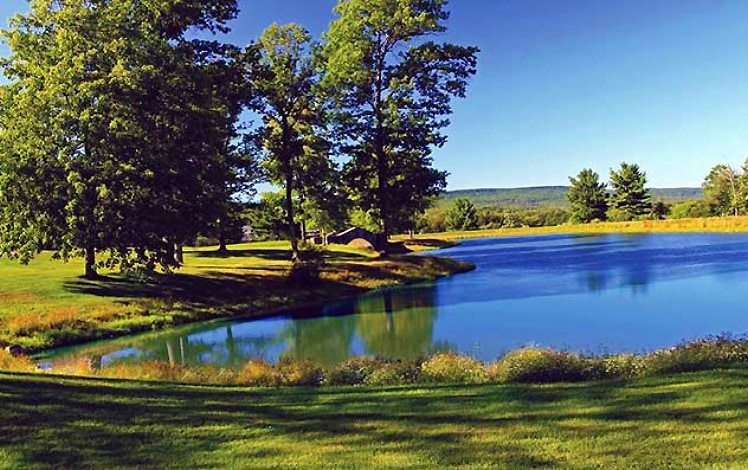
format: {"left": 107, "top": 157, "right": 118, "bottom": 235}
{"left": 39, "top": 233, "right": 748, "bottom": 368}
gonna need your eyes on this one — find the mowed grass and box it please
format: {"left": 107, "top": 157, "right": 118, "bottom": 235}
{"left": 0, "top": 241, "right": 472, "bottom": 352}
{"left": 405, "top": 215, "right": 748, "bottom": 241}
{"left": 2, "top": 368, "right": 748, "bottom": 468}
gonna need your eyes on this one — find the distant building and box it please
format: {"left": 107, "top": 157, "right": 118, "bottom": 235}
{"left": 304, "top": 229, "right": 323, "bottom": 245}
{"left": 325, "top": 227, "right": 378, "bottom": 249}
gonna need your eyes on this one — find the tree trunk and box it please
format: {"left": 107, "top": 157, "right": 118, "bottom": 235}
{"left": 218, "top": 233, "right": 228, "bottom": 253}
{"left": 174, "top": 243, "right": 184, "bottom": 265}
{"left": 286, "top": 172, "right": 299, "bottom": 261}
{"left": 84, "top": 240, "right": 97, "bottom": 279}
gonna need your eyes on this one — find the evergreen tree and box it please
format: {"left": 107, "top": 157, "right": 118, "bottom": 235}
{"left": 609, "top": 162, "right": 652, "bottom": 220}
{"left": 567, "top": 169, "right": 608, "bottom": 223}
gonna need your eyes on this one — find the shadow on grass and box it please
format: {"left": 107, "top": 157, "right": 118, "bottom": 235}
{"left": 62, "top": 254, "right": 440, "bottom": 315}
{"left": 189, "top": 247, "right": 372, "bottom": 262}
{"left": 3, "top": 369, "right": 748, "bottom": 467}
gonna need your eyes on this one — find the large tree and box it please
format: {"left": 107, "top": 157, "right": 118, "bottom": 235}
{"left": 703, "top": 163, "right": 743, "bottom": 216}
{"left": 251, "top": 23, "right": 326, "bottom": 261}
{"left": 567, "top": 169, "right": 608, "bottom": 223}
{"left": 445, "top": 198, "right": 478, "bottom": 231}
{"left": 323, "top": 0, "right": 478, "bottom": 244}
{"left": 609, "top": 162, "right": 652, "bottom": 220}
{"left": 0, "top": 0, "right": 244, "bottom": 278}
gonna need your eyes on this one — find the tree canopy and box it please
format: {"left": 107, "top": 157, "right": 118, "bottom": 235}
{"left": 322, "top": 0, "right": 478, "bottom": 243}
{"left": 567, "top": 169, "right": 608, "bottom": 223}
{"left": 0, "top": 0, "right": 247, "bottom": 277}
{"left": 609, "top": 162, "right": 652, "bottom": 220}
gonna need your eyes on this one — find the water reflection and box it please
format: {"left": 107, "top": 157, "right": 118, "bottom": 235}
{"left": 42, "top": 285, "right": 440, "bottom": 369}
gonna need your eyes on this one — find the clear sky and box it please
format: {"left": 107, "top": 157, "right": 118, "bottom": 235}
{"left": 3, "top": 0, "right": 748, "bottom": 189}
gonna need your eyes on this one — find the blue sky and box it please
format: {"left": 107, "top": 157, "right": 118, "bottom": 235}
{"left": 2, "top": 0, "right": 748, "bottom": 189}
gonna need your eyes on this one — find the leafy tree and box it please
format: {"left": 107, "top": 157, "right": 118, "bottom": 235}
{"left": 0, "top": 0, "right": 244, "bottom": 278}
{"left": 703, "top": 164, "right": 743, "bottom": 216}
{"left": 445, "top": 198, "right": 478, "bottom": 231}
{"left": 322, "top": 0, "right": 478, "bottom": 244}
{"left": 245, "top": 192, "right": 294, "bottom": 241}
{"left": 567, "top": 169, "right": 608, "bottom": 223}
{"left": 251, "top": 23, "right": 325, "bottom": 261}
{"left": 609, "top": 162, "right": 652, "bottom": 220}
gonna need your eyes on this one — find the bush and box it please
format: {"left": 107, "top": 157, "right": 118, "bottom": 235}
{"left": 494, "top": 348, "right": 587, "bottom": 383}
{"left": 419, "top": 353, "right": 488, "bottom": 384}
{"left": 582, "top": 354, "right": 645, "bottom": 380}
{"left": 365, "top": 360, "right": 420, "bottom": 386}
{"left": 325, "top": 357, "right": 386, "bottom": 385}
{"left": 238, "top": 360, "right": 282, "bottom": 387}
{"left": 0, "top": 349, "right": 37, "bottom": 373}
{"left": 643, "top": 335, "right": 748, "bottom": 375}
{"left": 278, "top": 360, "right": 323, "bottom": 386}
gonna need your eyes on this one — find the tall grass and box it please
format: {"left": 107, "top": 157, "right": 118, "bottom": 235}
{"left": 408, "top": 215, "right": 748, "bottom": 241}
{"left": 22, "top": 334, "right": 748, "bottom": 387}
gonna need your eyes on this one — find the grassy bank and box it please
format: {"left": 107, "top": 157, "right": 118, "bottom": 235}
{"left": 2, "top": 368, "right": 748, "bottom": 468}
{"left": 406, "top": 215, "right": 748, "bottom": 241}
{"left": 0, "top": 240, "right": 472, "bottom": 353}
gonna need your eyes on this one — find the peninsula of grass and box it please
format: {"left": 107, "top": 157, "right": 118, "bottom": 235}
{"left": 0, "top": 240, "right": 471, "bottom": 353}
{"left": 2, "top": 367, "right": 748, "bottom": 468}
{"left": 407, "top": 215, "right": 748, "bottom": 241}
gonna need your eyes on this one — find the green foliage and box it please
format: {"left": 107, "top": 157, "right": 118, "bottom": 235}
{"left": 702, "top": 163, "right": 747, "bottom": 216}
{"left": 669, "top": 199, "right": 712, "bottom": 219}
{"left": 325, "top": 357, "right": 387, "bottom": 385}
{"left": 419, "top": 352, "right": 488, "bottom": 384}
{"left": 365, "top": 360, "right": 420, "bottom": 385}
{"left": 437, "top": 186, "right": 702, "bottom": 210}
{"left": 609, "top": 162, "right": 653, "bottom": 219}
{"left": 445, "top": 198, "right": 478, "bottom": 231}
{"left": 643, "top": 335, "right": 748, "bottom": 375}
{"left": 495, "top": 348, "right": 587, "bottom": 383}
{"left": 251, "top": 23, "right": 328, "bottom": 260}
{"left": 419, "top": 206, "right": 569, "bottom": 233}
{"left": 323, "top": 0, "right": 478, "bottom": 239}
{"left": 567, "top": 169, "right": 608, "bottom": 223}
{"left": 0, "top": 0, "right": 247, "bottom": 277}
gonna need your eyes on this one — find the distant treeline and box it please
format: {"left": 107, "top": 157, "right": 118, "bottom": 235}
{"left": 436, "top": 186, "right": 703, "bottom": 210}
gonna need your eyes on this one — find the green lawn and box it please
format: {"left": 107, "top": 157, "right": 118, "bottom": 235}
{"left": 0, "top": 241, "right": 471, "bottom": 352}
{"left": 1, "top": 368, "right": 748, "bottom": 468}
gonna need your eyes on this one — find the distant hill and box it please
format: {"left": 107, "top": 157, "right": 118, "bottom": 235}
{"left": 437, "top": 186, "right": 703, "bottom": 209}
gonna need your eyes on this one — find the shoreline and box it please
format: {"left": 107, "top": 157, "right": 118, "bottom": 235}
{"left": 2, "top": 242, "right": 473, "bottom": 356}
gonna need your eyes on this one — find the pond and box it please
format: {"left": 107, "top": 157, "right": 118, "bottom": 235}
{"left": 38, "top": 233, "right": 748, "bottom": 369}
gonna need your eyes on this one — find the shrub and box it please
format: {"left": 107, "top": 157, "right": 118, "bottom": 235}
{"left": 325, "top": 357, "right": 386, "bottom": 385}
{"left": 0, "top": 349, "right": 37, "bottom": 373}
{"left": 419, "top": 353, "right": 488, "bottom": 384}
{"left": 582, "top": 354, "right": 645, "bottom": 380}
{"left": 237, "top": 360, "right": 282, "bottom": 387}
{"left": 643, "top": 335, "right": 748, "bottom": 375}
{"left": 494, "top": 348, "right": 586, "bottom": 383}
{"left": 278, "top": 360, "right": 323, "bottom": 386}
{"left": 365, "top": 360, "right": 420, "bottom": 386}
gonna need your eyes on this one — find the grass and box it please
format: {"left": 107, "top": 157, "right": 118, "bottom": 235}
{"left": 2, "top": 368, "right": 748, "bottom": 468}
{"left": 404, "top": 215, "right": 748, "bottom": 241}
{"left": 0, "top": 240, "right": 472, "bottom": 353}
